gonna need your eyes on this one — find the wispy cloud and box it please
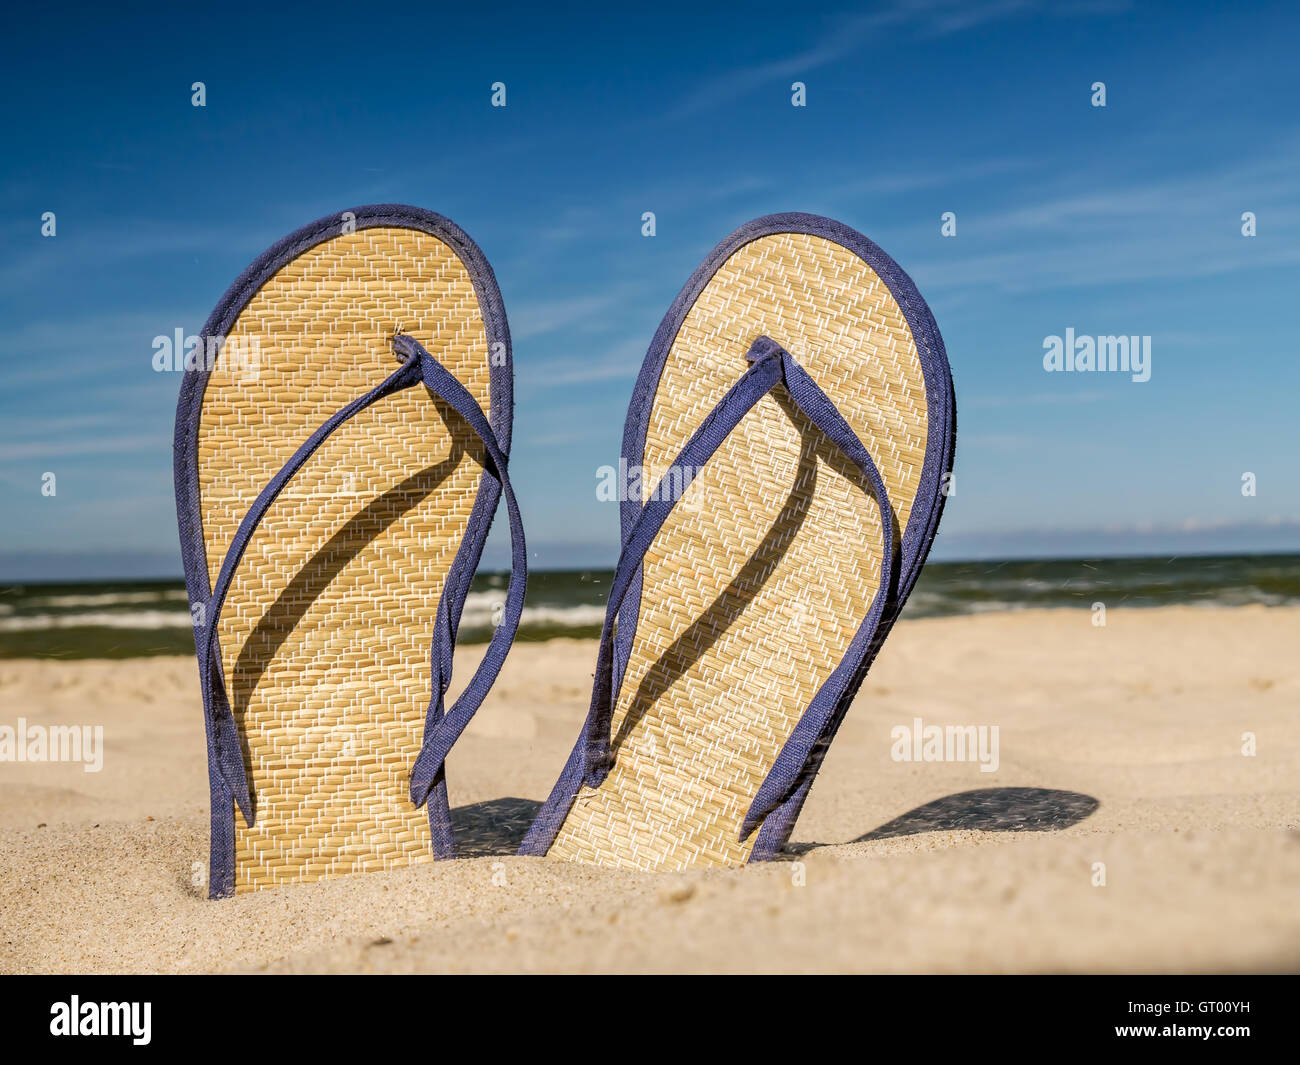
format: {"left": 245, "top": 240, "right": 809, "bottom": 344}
{"left": 509, "top": 293, "right": 623, "bottom": 341}
{"left": 519, "top": 337, "right": 647, "bottom": 388}
{"left": 829, "top": 156, "right": 1036, "bottom": 201}
{"left": 666, "top": 8, "right": 912, "bottom": 120}
{"left": 666, "top": 0, "right": 1118, "bottom": 120}
{"left": 0, "top": 434, "right": 162, "bottom": 461}
{"left": 0, "top": 310, "right": 203, "bottom": 391}
{"left": 962, "top": 390, "right": 1106, "bottom": 410}
{"left": 904, "top": 140, "right": 1300, "bottom": 293}
{"left": 913, "top": 225, "right": 1300, "bottom": 295}
{"left": 0, "top": 222, "right": 270, "bottom": 291}
{"left": 934, "top": 516, "right": 1300, "bottom": 561}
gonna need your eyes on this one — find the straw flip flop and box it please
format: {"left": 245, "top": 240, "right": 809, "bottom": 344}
{"left": 522, "top": 213, "right": 954, "bottom": 869}
{"left": 174, "top": 206, "right": 525, "bottom": 897}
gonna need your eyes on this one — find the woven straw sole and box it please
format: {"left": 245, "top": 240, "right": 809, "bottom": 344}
{"left": 196, "top": 227, "right": 491, "bottom": 892}
{"left": 547, "top": 232, "right": 929, "bottom": 870}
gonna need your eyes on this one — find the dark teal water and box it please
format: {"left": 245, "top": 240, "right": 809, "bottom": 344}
{"left": 3, "top": 553, "right": 1298, "bottom": 659}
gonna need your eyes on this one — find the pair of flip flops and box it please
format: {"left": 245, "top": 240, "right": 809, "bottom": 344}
{"left": 174, "top": 205, "right": 954, "bottom": 897}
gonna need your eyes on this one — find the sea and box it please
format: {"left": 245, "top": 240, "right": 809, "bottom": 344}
{"left": 2, "top": 553, "right": 1298, "bottom": 659}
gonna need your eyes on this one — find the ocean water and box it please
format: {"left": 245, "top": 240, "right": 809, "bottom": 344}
{"left": 2, "top": 553, "right": 1298, "bottom": 659}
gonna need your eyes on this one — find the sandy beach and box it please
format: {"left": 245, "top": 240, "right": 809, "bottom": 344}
{"left": 2, "top": 605, "right": 1297, "bottom": 974}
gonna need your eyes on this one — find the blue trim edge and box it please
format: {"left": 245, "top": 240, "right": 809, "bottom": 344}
{"left": 520, "top": 211, "right": 955, "bottom": 861}
{"left": 173, "top": 205, "right": 514, "bottom": 897}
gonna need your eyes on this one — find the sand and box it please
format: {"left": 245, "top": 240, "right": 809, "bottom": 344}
{"left": 1, "top": 605, "right": 1297, "bottom": 974}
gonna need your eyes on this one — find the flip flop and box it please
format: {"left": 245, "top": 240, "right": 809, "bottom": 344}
{"left": 521, "top": 213, "right": 954, "bottom": 868}
{"left": 174, "top": 205, "right": 526, "bottom": 896}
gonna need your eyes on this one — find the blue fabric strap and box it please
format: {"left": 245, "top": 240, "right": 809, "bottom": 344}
{"left": 199, "top": 334, "right": 525, "bottom": 827}
{"left": 579, "top": 334, "right": 898, "bottom": 842}
{"left": 393, "top": 333, "right": 528, "bottom": 807}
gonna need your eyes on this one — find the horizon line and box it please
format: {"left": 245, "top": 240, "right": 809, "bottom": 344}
{"left": 1, "top": 546, "right": 1298, "bottom": 587}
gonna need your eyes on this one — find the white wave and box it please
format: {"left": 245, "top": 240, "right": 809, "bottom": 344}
{"left": 454, "top": 589, "right": 605, "bottom": 629}
{"left": 1, "top": 597, "right": 598, "bottom": 636}
{"left": 461, "top": 590, "right": 503, "bottom": 608}
{"left": 519, "top": 605, "right": 607, "bottom": 627}
{"left": 458, "top": 601, "right": 607, "bottom": 629}
{"left": 25, "top": 590, "right": 190, "bottom": 608}
{"left": 0, "top": 610, "right": 194, "bottom": 632}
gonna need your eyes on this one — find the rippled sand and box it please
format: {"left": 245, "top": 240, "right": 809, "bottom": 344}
{"left": 2, "top": 606, "right": 1297, "bottom": 973}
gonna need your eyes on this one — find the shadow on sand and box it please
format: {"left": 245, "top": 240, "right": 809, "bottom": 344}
{"left": 450, "top": 797, "right": 543, "bottom": 857}
{"left": 449, "top": 787, "right": 1099, "bottom": 860}
{"left": 853, "top": 786, "right": 1100, "bottom": 842}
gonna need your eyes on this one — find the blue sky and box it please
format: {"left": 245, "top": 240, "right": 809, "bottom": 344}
{"left": 1, "top": 0, "right": 1298, "bottom": 579}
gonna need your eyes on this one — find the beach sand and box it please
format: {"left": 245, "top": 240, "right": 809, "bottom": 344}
{"left": 2, "top": 605, "right": 1297, "bottom": 974}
